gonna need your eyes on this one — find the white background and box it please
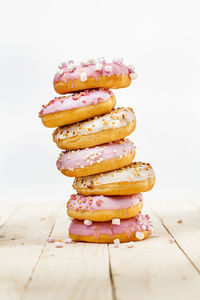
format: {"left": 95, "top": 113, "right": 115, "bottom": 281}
{"left": 0, "top": 0, "right": 200, "bottom": 203}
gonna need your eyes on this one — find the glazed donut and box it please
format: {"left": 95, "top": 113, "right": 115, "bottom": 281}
{"left": 53, "top": 107, "right": 136, "bottom": 150}
{"left": 67, "top": 193, "right": 143, "bottom": 222}
{"left": 54, "top": 58, "right": 137, "bottom": 94}
{"left": 69, "top": 213, "right": 153, "bottom": 243}
{"left": 57, "top": 139, "right": 135, "bottom": 177}
{"left": 39, "top": 89, "right": 116, "bottom": 128}
{"left": 73, "top": 162, "right": 156, "bottom": 195}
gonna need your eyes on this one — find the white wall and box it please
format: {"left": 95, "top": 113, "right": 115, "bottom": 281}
{"left": 1, "top": 0, "right": 200, "bottom": 202}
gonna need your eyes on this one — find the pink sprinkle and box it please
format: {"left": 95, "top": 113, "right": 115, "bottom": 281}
{"left": 169, "top": 238, "right": 175, "bottom": 244}
{"left": 64, "top": 238, "right": 72, "bottom": 244}
{"left": 114, "top": 239, "right": 120, "bottom": 248}
{"left": 47, "top": 237, "right": 55, "bottom": 243}
{"left": 96, "top": 199, "right": 101, "bottom": 206}
{"left": 55, "top": 242, "right": 64, "bottom": 248}
{"left": 70, "top": 194, "right": 76, "bottom": 200}
{"left": 145, "top": 214, "right": 150, "bottom": 220}
{"left": 82, "top": 198, "right": 86, "bottom": 203}
{"left": 61, "top": 62, "right": 67, "bottom": 68}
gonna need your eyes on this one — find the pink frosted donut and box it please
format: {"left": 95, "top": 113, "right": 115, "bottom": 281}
{"left": 56, "top": 139, "right": 136, "bottom": 177}
{"left": 67, "top": 193, "right": 143, "bottom": 221}
{"left": 53, "top": 58, "right": 137, "bottom": 94}
{"left": 69, "top": 213, "right": 153, "bottom": 243}
{"left": 38, "top": 89, "right": 116, "bottom": 128}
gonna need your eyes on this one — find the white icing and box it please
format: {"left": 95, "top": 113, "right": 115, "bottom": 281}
{"left": 54, "top": 107, "right": 135, "bottom": 142}
{"left": 73, "top": 162, "right": 155, "bottom": 188}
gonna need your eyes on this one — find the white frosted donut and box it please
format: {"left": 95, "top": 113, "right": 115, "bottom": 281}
{"left": 53, "top": 58, "right": 137, "bottom": 94}
{"left": 53, "top": 107, "right": 136, "bottom": 149}
{"left": 38, "top": 89, "right": 116, "bottom": 128}
{"left": 67, "top": 193, "right": 143, "bottom": 221}
{"left": 56, "top": 139, "right": 135, "bottom": 177}
{"left": 73, "top": 162, "right": 156, "bottom": 195}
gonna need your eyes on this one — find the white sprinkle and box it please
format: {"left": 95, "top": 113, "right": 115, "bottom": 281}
{"left": 81, "top": 60, "right": 89, "bottom": 66}
{"left": 128, "top": 64, "right": 135, "bottom": 73}
{"left": 88, "top": 58, "right": 97, "bottom": 65}
{"left": 57, "top": 69, "right": 64, "bottom": 76}
{"left": 130, "top": 73, "right": 137, "bottom": 80}
{"left": 47, "top": 237, "right": 55, "bottom": 243}
{"left": 105, "top": 65, "right": 113, "bottom": 73}
{"left": 55, "top": 242, "right": 64, "bottom": 248}
{"left": 98, "top": 57, "right": 105, "bottom": 63}
{"left": 84, "top": 220, "right": 92, "bottom": 226}
{"left": 64, "top": 238, "right": 72, "bottom": 244}
{"left": 95, "top": 63, "right": 103, "bottom": 71}
{"left": 80, "top": 72, "right": 87, "bottom": 81}
{"left": 141, "top": 224, "right": 147, "bottom": 231}
{"left": 68, "top": 63, "right": 76, "bottom": 72}
{"left": 113, "top": 57, "right": 123, "bottom": 64}
{"left": 112, "top": 218, "right": 120, "bottom": 225}
{"left": 135, "top": 231, "right": 145, "bottom": 240}
{"left": 127, "top": 241, "right": 134, "bottom": 248}
{"left": 67, "top": 156, "right": 70, "bottom": 160}
{"left": 114, "top": 239, "right": 120, "bottom": 248}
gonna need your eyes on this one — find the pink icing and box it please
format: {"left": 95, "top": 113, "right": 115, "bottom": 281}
{"left": 57, "top": 139, "right": 135, "bottom": 171}
{"left": 39, "top": 89, "right": 112, "bottom": 117}
{"left": 54, "top": 61, "right": 133, "bottom": 84}
{"left": 69, "top": 214, "right": 152, "bottom": 238}
{"left": 67, "top": 193, "right": 142, "bottom": 211}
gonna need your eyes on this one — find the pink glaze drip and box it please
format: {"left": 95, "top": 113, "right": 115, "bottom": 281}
{"left": 39, "top": 89, "right": 112, "bottom": 117}
{"left": 54, "top": 62, "right": 131, "bottom": 84}
{"left": 57, "top": 139, "right": 135, "bottom": 171}
{"left": 69, "top": 214, "right": 152, "bottom": 238}
{"left": 67, "top": 193, "right": 143, "bottom": 212}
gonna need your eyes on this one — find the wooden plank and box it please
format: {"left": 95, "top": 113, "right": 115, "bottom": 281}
{"left": 109, "top": 210, "right": 200, "bottom": 300}
{"left": 23, "top": 208, "right": 113, "bottom": 300}
{"left": 0, "top": 203, "right": 60, "bottom": 300}
{"left": 151, "top": 198, "right": 200, "bottom": 273}
{"left": 0, "top": 203, "right": 19, "bottom": 228}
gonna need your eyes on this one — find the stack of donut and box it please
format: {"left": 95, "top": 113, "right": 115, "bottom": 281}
{"left": 39, "top": 57, "right": 156, "bottom": 244}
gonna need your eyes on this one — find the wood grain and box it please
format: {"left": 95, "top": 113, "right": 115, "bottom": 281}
{"left": 109, "top": 209, "right": 200, "bottom": 300}
{"left": 23, "top": 208, "right": 113, "bottom": 300}
{"left": 0, "top": 203, "right": 60, "bottom": 300}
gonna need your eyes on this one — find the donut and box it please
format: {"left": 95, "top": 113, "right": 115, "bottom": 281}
{"left": 69, "top": 213, "right": 153, "bottom": 243}
{"left": 39, "top": 89, "right": 116, "bottom": 128}
{"left": 67, "top": 193, "right": 143, "bottom": 222}
{"left": 56, "top": 139, "right": 135, "bottom": 177}
{"left": 73, "top": 162, "right": 156, "bottom": 195}
{"left": 53, "top": 107, "right": 136, "bottom": 150}
{"left": 53, "top": 58, "right": 137, "bottom": 94}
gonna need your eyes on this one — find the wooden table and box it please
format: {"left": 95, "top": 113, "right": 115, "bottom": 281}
{"left": 0, "top": 198, "right": 200, "bottom": 300}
